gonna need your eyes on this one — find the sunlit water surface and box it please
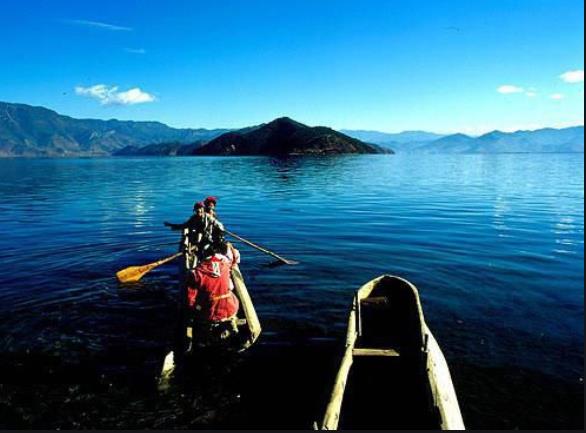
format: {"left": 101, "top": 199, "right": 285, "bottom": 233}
{"left": 0, "top": 154, "right": 583, "bottom": 428}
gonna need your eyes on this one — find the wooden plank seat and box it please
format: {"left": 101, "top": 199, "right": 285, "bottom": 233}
{"left": 353, "top": 348, "right": 400, "bottom": 357}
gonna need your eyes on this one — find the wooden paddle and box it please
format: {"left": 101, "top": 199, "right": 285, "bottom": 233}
{"left": 225, "top": 229, "right": 299, "bottom": 265}
{"left": 116, "top": 252, "right": 182, "bottom": 283}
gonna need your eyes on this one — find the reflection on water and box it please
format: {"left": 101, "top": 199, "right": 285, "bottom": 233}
{"left": 0, "top": 154, "right": 583, "bottom": 428}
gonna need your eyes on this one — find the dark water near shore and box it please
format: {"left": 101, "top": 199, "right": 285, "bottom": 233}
{"left": 0, "top": 154, "right": 583, "bottom": 429}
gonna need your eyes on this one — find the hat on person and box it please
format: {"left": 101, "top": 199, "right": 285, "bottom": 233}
{"left": 204, "top": 196, "right": 218, "bottom": 207}
{"left": 193, "top": 201, "right": 205, "bottom": 211}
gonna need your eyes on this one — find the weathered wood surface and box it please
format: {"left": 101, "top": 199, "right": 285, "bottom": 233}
{"left": 321, "top": 307, "right": 357, "bottom": 430}
{"left": 360, "top": 296, "right": 390, "bottom": 307}
{"left": 352, "top": 348, "right": 400, "bottom": 357}
{"left": 231, "top": 265, "right": 262, "bottom": 350}
{"left": 425, "top": 327, "right": 465, "bottom": 430}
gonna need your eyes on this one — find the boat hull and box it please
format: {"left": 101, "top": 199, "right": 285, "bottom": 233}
{"left": 319, "top": 275, "right": 465, "bottom": 430}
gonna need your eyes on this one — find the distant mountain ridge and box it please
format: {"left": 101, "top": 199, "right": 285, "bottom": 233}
{"left": 344, "top": 127, "right": 584, "bottom": 153}
{"left": 194, "top": 117, "right": 391, "bottom": 156}
{"left": 410, "top": 127, "right": 584, "bottom": 153}
{"left": 114, "top": 141, "right": 207, "bottom": 156}
{"left": 341, "top": 130, "right": 445, "bottom": 147}
{"left": 0, "top": 101, "right": 583, "bottom": 156}
{"left": 0, "top": 102, "right": 227, "bottom": 157}
{"left": 114, "top": 124, "right": 265, "bottom": 156}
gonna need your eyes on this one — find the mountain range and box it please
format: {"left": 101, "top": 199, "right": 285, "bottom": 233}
{"left": 0, "top": 101, "right": 583, "bottom": 156}
{"left": 343, "top": 127, "right": 584, "bottom": 153}
{"left": 0, "top": 102, "right": 227, "bottom": 157}
{"left": 341, "top": 130, "right": 445, "bottom": 147}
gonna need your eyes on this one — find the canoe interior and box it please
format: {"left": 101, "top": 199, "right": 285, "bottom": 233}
{"left": 338, "top": 276, "right": 439, "bottom": 429}
{"left": 357, "top": 276, "right": 425, "bottom": 354}
{"left": 339, "top": 355, "right": 439, "bottom": 429}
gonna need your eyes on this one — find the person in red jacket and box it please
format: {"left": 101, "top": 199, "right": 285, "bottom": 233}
{"left": 185, "top": 241, "right": 241, "bottom": 348}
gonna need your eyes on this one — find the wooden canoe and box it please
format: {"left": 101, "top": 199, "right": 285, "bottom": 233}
{"left": 179, "top": 231, "right": 262, "bottom": 352}
{"left": 319, "top": 275, "right": 465, "bottom": 430}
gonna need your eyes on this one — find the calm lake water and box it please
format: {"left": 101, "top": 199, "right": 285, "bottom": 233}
{"left": 0, "top": 154, "right": 583, "bottom": 428}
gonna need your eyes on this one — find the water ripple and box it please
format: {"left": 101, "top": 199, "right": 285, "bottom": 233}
{"left": 0, "top": 154, "right": 583, "bottom": 384}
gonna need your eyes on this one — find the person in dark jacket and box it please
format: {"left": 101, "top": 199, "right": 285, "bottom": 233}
{"left": 164, "top": 202, "right": 206, "bottom": 239}
{"left": 203, "top": 196, "right": 227, "bottom": 249}
{"left": 204, "top": 196, "right": 218, "bottom": 218}
{"left": 165, "top": 200, "right": 226, "bottom": 263}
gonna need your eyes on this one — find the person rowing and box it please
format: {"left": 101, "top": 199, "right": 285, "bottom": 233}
{"left": 164, "top": 201, "right": 206, "bottom": 233}
{"left": 204, "top": 196, "right": 218, "bottom": 218}
{"left": 203, "top": 196, "right": 227, "bottom": 254}
{"left": 164, "top": 200, "right": 225, "bottom": 266}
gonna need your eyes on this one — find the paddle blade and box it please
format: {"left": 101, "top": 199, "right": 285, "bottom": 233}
{"left": 116, "top": 264, "right": 152, "bottom": 284}
{"left": 116, "top": 253, "right": 182, "bottom": 284}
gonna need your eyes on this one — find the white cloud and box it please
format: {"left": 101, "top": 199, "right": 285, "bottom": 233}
{"left": 75, "top": 84, "right": 156, "bottom": 105}
{"left": 67, "top": 19, "right": 132, "bottom": 31}
{"left": 550, "top": 93, "right": 565, "bottom": 100}
{"left": 560, "top": 70, "right": 584, "bottom": 84}
{"left": 497, "top": 85, "right": 525, "bottom": 94}
{"left": 525, "top": 90, "right": 538, "bottom": 97}
{"left": 115, "top": 88, "right": 156, "bottom": 105}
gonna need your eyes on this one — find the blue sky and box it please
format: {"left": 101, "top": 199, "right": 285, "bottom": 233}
{"left": 0, "top": 0, "right": 583, "bottom": 134}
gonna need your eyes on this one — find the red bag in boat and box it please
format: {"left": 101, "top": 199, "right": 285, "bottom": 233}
{"left": 187, "top": 255, "right": 239, "bottom": 322}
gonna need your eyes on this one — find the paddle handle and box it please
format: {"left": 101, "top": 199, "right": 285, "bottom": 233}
{"left": 225, "top": 230, "right": 298, "bottom": 265}
{"left": 152, "top": 252, "right": 183, "bottom": 268}
{"left": 139, "top": 252, "right": 183, "bottom": 274}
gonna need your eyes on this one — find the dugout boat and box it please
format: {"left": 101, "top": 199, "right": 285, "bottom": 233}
{"left": 319, "top": 275, "right": 465, "bottom": 430}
